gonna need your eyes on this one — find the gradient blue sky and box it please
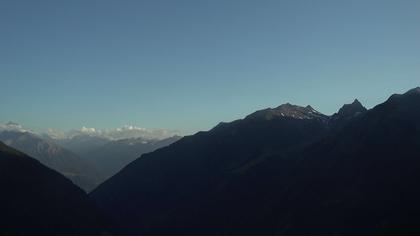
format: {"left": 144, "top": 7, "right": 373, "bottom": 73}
{"left": 1, "top": 0, "right": 419, "bottom": 134}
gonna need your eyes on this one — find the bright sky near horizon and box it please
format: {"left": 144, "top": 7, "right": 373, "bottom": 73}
{"left": 1, "top": 0, "right": 419, "bottom": 134}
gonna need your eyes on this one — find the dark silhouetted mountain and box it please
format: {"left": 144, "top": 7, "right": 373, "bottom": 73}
{"left": 0, "top": 130, "right": 101, "bottom": 192}
{"left": 272, "top": 87, "right": 420, "bottom": 235}
{"left": 246, "top": 103, "right": 329, "bottom": 121}
{"left": 91, "top": 104, "right": 331, "bottom": 235}
{"left": 329, "top": 98, "right": 367, "bottom": 130}
{"left": 0, "top": 141, "right": 117, "bottom": 236}
{"left": 91, "top": 87, "right": 420, "bottom": 236}
{"left": 82, "top": 136, "right": 182, "bottom": 182}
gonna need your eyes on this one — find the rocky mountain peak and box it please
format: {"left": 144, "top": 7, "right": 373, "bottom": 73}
{"left": 336, "top": 99, "right": 367, "bottom": 118}
{"left": 246, "top": 103, "right": 327, "bottom": 121}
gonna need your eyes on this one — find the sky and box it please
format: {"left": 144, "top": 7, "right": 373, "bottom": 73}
{"left": 1, "top": 0, "right": 419, "bottom": 134}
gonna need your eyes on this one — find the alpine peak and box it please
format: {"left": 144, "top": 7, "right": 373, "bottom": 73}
{"left": 246, "top": 103, "right": 327, "bottom": 120}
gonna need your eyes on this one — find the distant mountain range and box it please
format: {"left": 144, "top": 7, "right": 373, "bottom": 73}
{"left": 91, "top": 87, "right": 420, "bottom": 236}
{"left": 0, "top": 130, "right": 101, "bottom": 192}
{"left": 79, "top": 136, "right": 182, "bottom": 181}
{"left": 0, "top": 123, "right": 181, "bottom": 191}
{"left": 0, "top": 141, "right": 117, "bottom": 235}
{"left": 53, "top": 134, "right": 111, "bottom": 157}
{"left": 46, "top": 125, "right": 178, "bottom": 141}
{"left": 56, "top": 134, "right": 181, "bottom": 182}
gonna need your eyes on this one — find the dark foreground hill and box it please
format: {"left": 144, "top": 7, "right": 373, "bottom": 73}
{"left": 91, "top": 87, "right": 420, "bottom": 236}
{"left": 0, "top": 141, "right": 117, "bottom": 236}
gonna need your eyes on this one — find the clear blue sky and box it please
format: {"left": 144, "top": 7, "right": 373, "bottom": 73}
{"left": 1, "top": 0, "right": 419, "bottom": 133}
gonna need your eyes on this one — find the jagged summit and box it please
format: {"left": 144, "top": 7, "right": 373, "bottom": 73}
{"left": 246, "top": 103, "right": 327, "bottom": 121}
{"left": 336, "top": 99, "right": 367, "bottom": 118}
{"left": 329, "top": 99, "right": 367, "bottom": 129}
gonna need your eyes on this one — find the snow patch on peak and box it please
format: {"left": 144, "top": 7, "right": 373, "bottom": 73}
{"left": 246, "top": 103, "right": 327, "bottom": 121}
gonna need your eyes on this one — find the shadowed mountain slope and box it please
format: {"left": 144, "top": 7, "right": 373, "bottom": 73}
{"left": 0, "top": 142, "right": 117, "bottom": 236}
{"left": 92, "top": 88, "right": 420, "bottom": 236}
{"left": 91, "top": 104, "right": 331, "bottom": 235}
